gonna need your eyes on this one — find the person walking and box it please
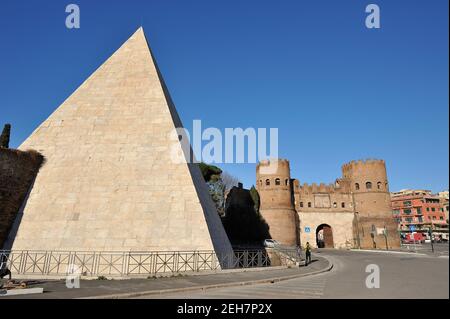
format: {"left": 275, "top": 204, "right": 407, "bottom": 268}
{"left": 305, "top": 242, "right": 312, "bottom": 266}
{"left": 0, "top": 254, "right": 11, "bottom": 281}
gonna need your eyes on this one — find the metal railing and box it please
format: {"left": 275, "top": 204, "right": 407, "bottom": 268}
{"left": 0, "top": 249, "right": 293, "bottom": 277}
{"left": 272, "top": 245, "right": 303, "bottom": 264}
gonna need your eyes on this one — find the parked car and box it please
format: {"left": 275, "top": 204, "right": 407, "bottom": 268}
{"left": 402, "top": 238, "right": 423, "bottom": 244}
{"left": 263, "top": 239, "right": 280, "bottom": 248}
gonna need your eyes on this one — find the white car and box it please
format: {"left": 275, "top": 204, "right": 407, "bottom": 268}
{"left": 263, "top": 239, "right": 280, "bottom": 248}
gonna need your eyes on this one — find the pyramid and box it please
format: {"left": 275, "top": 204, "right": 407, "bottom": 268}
{"left": 8, "top": 28, "right": 233, "bottom": 256}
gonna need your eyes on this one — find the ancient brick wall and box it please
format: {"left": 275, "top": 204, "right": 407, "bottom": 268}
{"left": 256, "top": 159, "right": 298, "bottom": 246}
{"left": 353, "top": 216, "right": 400, "bottom": 250}
{"left": 0, "top": 148, "right": 44, "bottom": 248}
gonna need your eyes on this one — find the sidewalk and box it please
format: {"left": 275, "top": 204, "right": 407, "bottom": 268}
{"left": 1, "top": 256, "right": 331, "bottom": 299}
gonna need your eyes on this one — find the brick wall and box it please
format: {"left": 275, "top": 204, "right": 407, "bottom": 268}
{"left": 0, "top": 148, "right": 44, "bottom": 248}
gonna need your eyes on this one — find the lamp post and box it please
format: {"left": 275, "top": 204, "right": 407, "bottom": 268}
{"left": 355, "top": 212, "right": 361, "bottom": 249}
{"left": 352, "top": 192, "right": 361, "bottom": 249}
{"left": 383, "top": 225, "right": 389, "bottom": 251}
{"left": 429, "top": 225, "right": 435, "bottom": 253}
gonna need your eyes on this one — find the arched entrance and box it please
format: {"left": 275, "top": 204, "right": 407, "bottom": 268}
{"left": 316, "top": 224, "right": 334, "bottom": 248}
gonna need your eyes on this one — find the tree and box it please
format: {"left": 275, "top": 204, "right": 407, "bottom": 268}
{"left": 198, "top": 162, "right": 222, "bottom": 182}
{"left": 249, "top": 185, "right": 260, "bottom": 212}
{"left": 222, "top": 186, "right": 270, "bottom": 245}
{"left": 221, "top": 171, "right": 240, "bottom": 191}
{"left": 198, "top": 162, "right": 226, "bottom": 216}
{"left": 0, "top": 124, "right": 11, "bottom": 148}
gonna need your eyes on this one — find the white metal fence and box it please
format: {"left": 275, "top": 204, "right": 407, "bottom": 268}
{"left": 0, "top": 249, "right": 298, "bottom": 277}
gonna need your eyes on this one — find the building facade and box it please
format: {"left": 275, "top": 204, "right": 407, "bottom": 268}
{"left": 256, "top": 158, "right": 401, "bottom": 249}
{"left": 391, "top": 189, "right": 449, "bottom": 240}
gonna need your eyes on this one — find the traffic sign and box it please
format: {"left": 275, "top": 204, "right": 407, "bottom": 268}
{"left": 409, "top": 225, "right": 416, "bottom": 232}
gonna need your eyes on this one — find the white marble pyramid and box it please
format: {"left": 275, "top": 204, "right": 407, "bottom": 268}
{"left": 9, "top": 28, "right": 232, "bottom": 256}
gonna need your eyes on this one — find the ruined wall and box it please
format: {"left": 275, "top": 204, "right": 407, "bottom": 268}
{"left": 353, "top": 216, "right": 400, "bottom": 250}
{"left": 0, "top": 148, "right": 44, "bottom": 248}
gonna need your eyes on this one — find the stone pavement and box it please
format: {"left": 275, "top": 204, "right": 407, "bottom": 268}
{"left": 1, "top": 255, "right": 331, "bottom": 299}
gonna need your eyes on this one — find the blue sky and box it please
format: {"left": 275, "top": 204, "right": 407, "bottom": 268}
{"left": 0, "top": 0, "right": 448, "bottom": 192}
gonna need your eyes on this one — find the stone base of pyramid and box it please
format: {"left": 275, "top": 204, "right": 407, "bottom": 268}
{"left": 5, "top": 28, "right": 233, "bottom": 263}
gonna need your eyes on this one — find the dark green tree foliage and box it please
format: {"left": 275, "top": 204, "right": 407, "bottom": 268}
{"left": 249, "top": 185, "right": 260, "bottom": 212}
{"left": 198, "top": 163, "right": 270, "bottom": 244}
{"left": 198, "top": 162, "right": 222, "bottom": 182}
{"left": 0, "top": 124, "right": 11, "bottom": 148}
{"left": 222, "top": 187, "right": 270, "bottom": 245}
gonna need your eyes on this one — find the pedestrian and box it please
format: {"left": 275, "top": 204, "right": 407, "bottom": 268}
{"left": 0, "top": 254, "right": 12, "bottom": 281}
{"left": 305, "top": 242, "right": 312, "bottom": 266}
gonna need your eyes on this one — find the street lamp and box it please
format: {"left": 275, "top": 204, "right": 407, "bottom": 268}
{"left": 429, "top": 226, "right": 435, "bottom": 253}
{"left": 355, "top": 212, "right": 361, "bottom": 249}
{"left": 383, "top": 225, "right": 389, "bottom": 251}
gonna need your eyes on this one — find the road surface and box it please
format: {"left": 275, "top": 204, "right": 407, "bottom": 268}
{"left": 136, "top": 248, "right": 449, "bottom": 299}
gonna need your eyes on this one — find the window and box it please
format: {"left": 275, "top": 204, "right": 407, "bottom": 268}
{"left": 259, "top": 180, "right": 262, "bottom": 186}
{"left": 265, "top": 179, "right": 270, "bottom": 186}
{"left": 393, "top": 209, "right": 400, "bottom": 215}
{"left": 366, "top": 182, "right": 372, "bottom": 190}
{"left": 377, "top": 182, "right": 382, "bottom": 189}
{"left": 403, "top": 201, "right": 412, "bottom": 206}
{"left": 404, "top": 209, "right": 412, "bottom": 215}
{"left": 355, "top": 183, "right": 360, "bottom": 190}
{"left": 426, "top": 207, "right": 430, "bottom": 212}
{"left": 300, "top": 202, "right": 304, "bottom": 208}
{"left": 432, "top": 216, "right": 436, "bottom": 220}
{"left": 285, "top": 179, "right": 289, "bottom": 186}
{"left": 308, "top": 202, "right": 312, "bottom": 208}
{"left": 333, "top": 202, "right": 337, "bottom": 208}
{"left": 275, "top": 178, "right": 280, "bottom": 186}
{"left": 431, "top": 208, "right": 436, "bottom": 212}
{"left": 342, "top": 202, "right": 345, "bottom": 208}
{"left": 440, "top": 216, "right": 444, "bottom": 220}
{"left": 406, "top": 217, "right": 413, "bottom": 223}
{"left": 418, "top": 216, "right": 423, "bottom": 222}
{"left": 417, "top": 207, "right": 422, "bottom": 215}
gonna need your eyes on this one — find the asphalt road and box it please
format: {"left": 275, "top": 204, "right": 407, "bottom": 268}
{"left": 137, "top": 247, "right": 449, "bottom": 299}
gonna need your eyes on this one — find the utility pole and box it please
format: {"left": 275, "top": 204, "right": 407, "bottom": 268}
{"left": 352, "top": 192, "right": 361, "bottom": 249}
{"left": 429, "top": 226, "right": 435, "bottom": 253}
{"left": 384, "top": 226, "right": 389, "bottom": 250}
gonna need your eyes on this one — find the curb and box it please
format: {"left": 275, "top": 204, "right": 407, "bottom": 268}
{"left": 79, "top": 258, "right": 333, "bottom": 299}
{"left": 350, "top": 249, "right": 428, "bottom": 256}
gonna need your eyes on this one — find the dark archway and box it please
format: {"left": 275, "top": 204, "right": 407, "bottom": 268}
{"left": 316, "top": 224, "right": 334, "bottom": 248}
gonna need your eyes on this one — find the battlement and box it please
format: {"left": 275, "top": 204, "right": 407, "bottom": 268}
{"left": 295, "top": 179, "right": 351, "bottom": 195}
{"left": 342, "top": 158, "right": 385, "bottom": 170}
{"left": 342, "top": 159, "right": 386, "bottom": 178}
{"left": 257, "top": 158, "right": 290, "bottom": 168}
{"left": 256, "top": 158, "right": 291, "bottom": 177}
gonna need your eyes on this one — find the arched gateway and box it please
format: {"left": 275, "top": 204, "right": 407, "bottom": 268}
{"left": 316, "top": 224, "right": 334, "bottom": 248}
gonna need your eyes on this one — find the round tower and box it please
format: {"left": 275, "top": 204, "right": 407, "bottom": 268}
{"left": 342, "top": 159, "right": 391, "bottom": 217}
{"left": 256, "top": 159, "right": 298, "bottom": 246}
{"left": 342, "top": 159, "right": 400, "bottom": 249}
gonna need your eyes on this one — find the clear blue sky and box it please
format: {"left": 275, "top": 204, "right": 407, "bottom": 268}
{"left": 0, "top": 0, "right": 448, "bottom": 193}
